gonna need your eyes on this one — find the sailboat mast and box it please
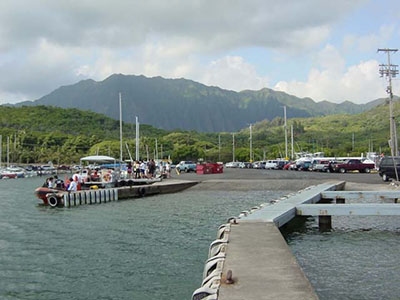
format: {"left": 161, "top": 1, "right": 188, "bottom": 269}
{"left": 283, "top": 106, "right": 288, "bottom": 159}
{"left": 135, "top": 116, "right": 139, "bottom": 161}
{"left": 119, "top": 93, "right": 123, "bottom": 163}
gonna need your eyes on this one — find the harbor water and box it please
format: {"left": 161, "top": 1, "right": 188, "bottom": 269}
{"left": 1, "top": 175, "right": 400, "bottom": 299}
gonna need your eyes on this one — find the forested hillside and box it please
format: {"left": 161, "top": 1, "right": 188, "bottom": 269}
{"left": 0, "top": 101, "right": 397, "bottom": 165}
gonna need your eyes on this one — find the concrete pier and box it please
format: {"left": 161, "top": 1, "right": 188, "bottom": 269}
{"left": 193, "top": 179, "right": 400, "bottom": 300}
{"left": 218, "top": 222, "right": 318, "bottom": 300}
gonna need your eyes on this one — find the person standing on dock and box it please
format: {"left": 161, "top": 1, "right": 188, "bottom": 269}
{"left": 165, "top": 161, "right": 171, "bottom": 178}
{"left": 134, "top": 160, "right": 140, "bottom": 179}
{"left": 72, "top": 171, "right": 82, "bottom": 190}
{"left": 127, "top": 161, "right": 133, "bottom": 179}
{"left": 148, "top": 159, "right": 156, "bottom": 178}
{"left": 67, "top": 177, "right": 77, "bottom": 192}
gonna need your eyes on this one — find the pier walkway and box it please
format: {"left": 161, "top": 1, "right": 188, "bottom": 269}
{"left": 218, "top": 222, "right": 318, "bottom": 300}
{"left": 192, "top": 180, "right": 400, "bottom": 300}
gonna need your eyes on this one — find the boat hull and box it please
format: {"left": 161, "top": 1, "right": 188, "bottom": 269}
{"left": 34, "top": 187, "right": 64, "bottom": 206}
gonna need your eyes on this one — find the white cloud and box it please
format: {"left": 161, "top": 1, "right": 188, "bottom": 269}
{"left": 201, "top": 56, "right": 269, "bottom": 91}
{"left": 0, "top": 0, "right": 398, "bottom": 105}
{"left": 275, "top": 58, "right": 390, "bottom": 104}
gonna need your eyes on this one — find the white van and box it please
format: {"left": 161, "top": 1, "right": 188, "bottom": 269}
{"left": 264, "top": 160, "right": 278, "bottom": 169}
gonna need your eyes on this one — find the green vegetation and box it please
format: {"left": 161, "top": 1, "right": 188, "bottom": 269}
{"left": 0, "top": 102, "right": 398, "bottom": 165}
{"left": 21, "top": 74, "right": 378, "bottom": 133}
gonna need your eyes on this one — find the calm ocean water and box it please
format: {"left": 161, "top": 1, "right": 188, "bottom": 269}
{"left": 0, "top": 176, "right": 399, "bottom": 299}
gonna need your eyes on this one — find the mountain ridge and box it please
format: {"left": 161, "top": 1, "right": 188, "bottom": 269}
{"left": 15, "top": 74, "right": 386, "bottom": 132}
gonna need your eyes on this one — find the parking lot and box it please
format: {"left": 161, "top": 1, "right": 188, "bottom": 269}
{"left": 172, "top": 166, "right": 391, "bottom": 192}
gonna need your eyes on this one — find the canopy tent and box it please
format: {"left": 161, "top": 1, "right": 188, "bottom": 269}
{"left": 80, "top": 155, "right": 117, "bottom": 164}
{"left": 81, "top": 155, "right": 117, "bottom": 165}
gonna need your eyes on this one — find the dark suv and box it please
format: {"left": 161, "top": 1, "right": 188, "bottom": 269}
{"left": 378, "top": 156, "right": 400, "bottom": 181}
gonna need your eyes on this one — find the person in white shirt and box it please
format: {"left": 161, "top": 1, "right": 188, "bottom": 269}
{"left": 47, "top": 177, "right": 55, "bottom": 188}
{"left": 165, "top": 162, "right": 171, "bottom": 178}
{"left": 68, "top": 178, "right": 77, "bottom": 192}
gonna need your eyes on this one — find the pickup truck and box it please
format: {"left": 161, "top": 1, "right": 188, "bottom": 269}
{"left": 331, "top": 159, "right": 375, "bottom": 173}
{"left": 176, "top": 161, "right": 197, "bottom": 173}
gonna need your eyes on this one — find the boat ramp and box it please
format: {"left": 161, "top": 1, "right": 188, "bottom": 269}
{"left": 192, "top": 181, "right": 400, "bottom": 300}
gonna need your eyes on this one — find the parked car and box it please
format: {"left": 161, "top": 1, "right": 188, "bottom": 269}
{"left": 239, "top": 162, "right": 253, "bottom": 168}
{"left": 225, "top": 161, "right": 240, "bottom": 168}
{"left": 331, "top": 159, "right": 375, "bottom": 173}
{"left": 295, "top": 160, "right": 312, "bottom": 171}
{"left": 310, "top": 159, "right": 331, "bottom": 172}
{"left": 253, "top": 161, "right": 266, "bottom": 169}
{"left": 274, "top": 160, "right": 289, "bottom": 170}
{"left": 176, "top": 161, "right": 197, "bottom": 173}
{"left": 264, "top": 160, "right": 278, "bottom": 169}
{"left": 283, "top": 161, "right": 296, "bottom": 170}
{"left": 378, "top": 156, "right": 400, "bottom": 181}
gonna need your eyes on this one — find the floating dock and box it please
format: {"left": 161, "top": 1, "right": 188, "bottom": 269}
{"left": 193, "top": 181, "right": 400, "bottom": 300}
{"left": 58, "top": 179, "right": 198, "bottom": 207}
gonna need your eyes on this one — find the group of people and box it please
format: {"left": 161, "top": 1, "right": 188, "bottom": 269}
{"left": 43, "top": 172, "right": 82, "bottom": 192}
{"left": 43, "top": 176, "right": 65, "bottom": 189}
{"left": 126, "top": 159, "right": 171, "bottom": 179}
{"left": 42, "top": 159, "right": 172, "bottom": 194}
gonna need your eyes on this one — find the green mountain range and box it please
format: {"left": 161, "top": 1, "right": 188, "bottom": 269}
{"left": 16, "top": 74, "right": 386, "bottom": 132}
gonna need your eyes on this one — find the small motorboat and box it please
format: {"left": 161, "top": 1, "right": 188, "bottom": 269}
{"left": 34, "top": 186, "right": 65, "bottom": 206}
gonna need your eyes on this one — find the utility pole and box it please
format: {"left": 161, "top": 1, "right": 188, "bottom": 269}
{"left": 378, "top": 48, "right": 399, "bottom": 156}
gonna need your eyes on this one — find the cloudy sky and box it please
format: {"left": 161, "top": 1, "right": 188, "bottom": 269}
{"left": 0, "top": 0, "right": 399, "bottom": 105}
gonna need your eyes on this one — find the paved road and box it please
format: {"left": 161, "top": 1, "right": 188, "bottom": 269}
{"left": 171, "top": 167, "right": 391, "bottom": 191}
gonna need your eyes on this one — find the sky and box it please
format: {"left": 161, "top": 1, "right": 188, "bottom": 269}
{"left": 0, "top": 0, "right": 399, "bottom": 105}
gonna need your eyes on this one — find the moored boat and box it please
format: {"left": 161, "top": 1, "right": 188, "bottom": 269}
{"left": 0, "top": 167, "right": 22, "bottom": 179}
{"left": 34, "top": 155, "right": 164, "bottom": 207}
{"left": 34, "top": 186, "right": 64, "bottom": 206}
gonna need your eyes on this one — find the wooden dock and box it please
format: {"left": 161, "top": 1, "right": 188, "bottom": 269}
{"left": 192, "top": 181, "right": 400, "bottom": 300}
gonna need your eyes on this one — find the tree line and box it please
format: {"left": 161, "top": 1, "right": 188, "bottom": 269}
{"left": 0, "top": 102, "right": 397, "bottom": 166}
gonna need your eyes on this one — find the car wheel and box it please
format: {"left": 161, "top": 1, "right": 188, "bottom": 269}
{"left": 364, "top": 168, "right": 371, "bottom": 173}
{"left": 339, "top": 168, "right": 346, "bottom": 173}
{"left": 382, "top": 173, "right": 389, "bottom": 182}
